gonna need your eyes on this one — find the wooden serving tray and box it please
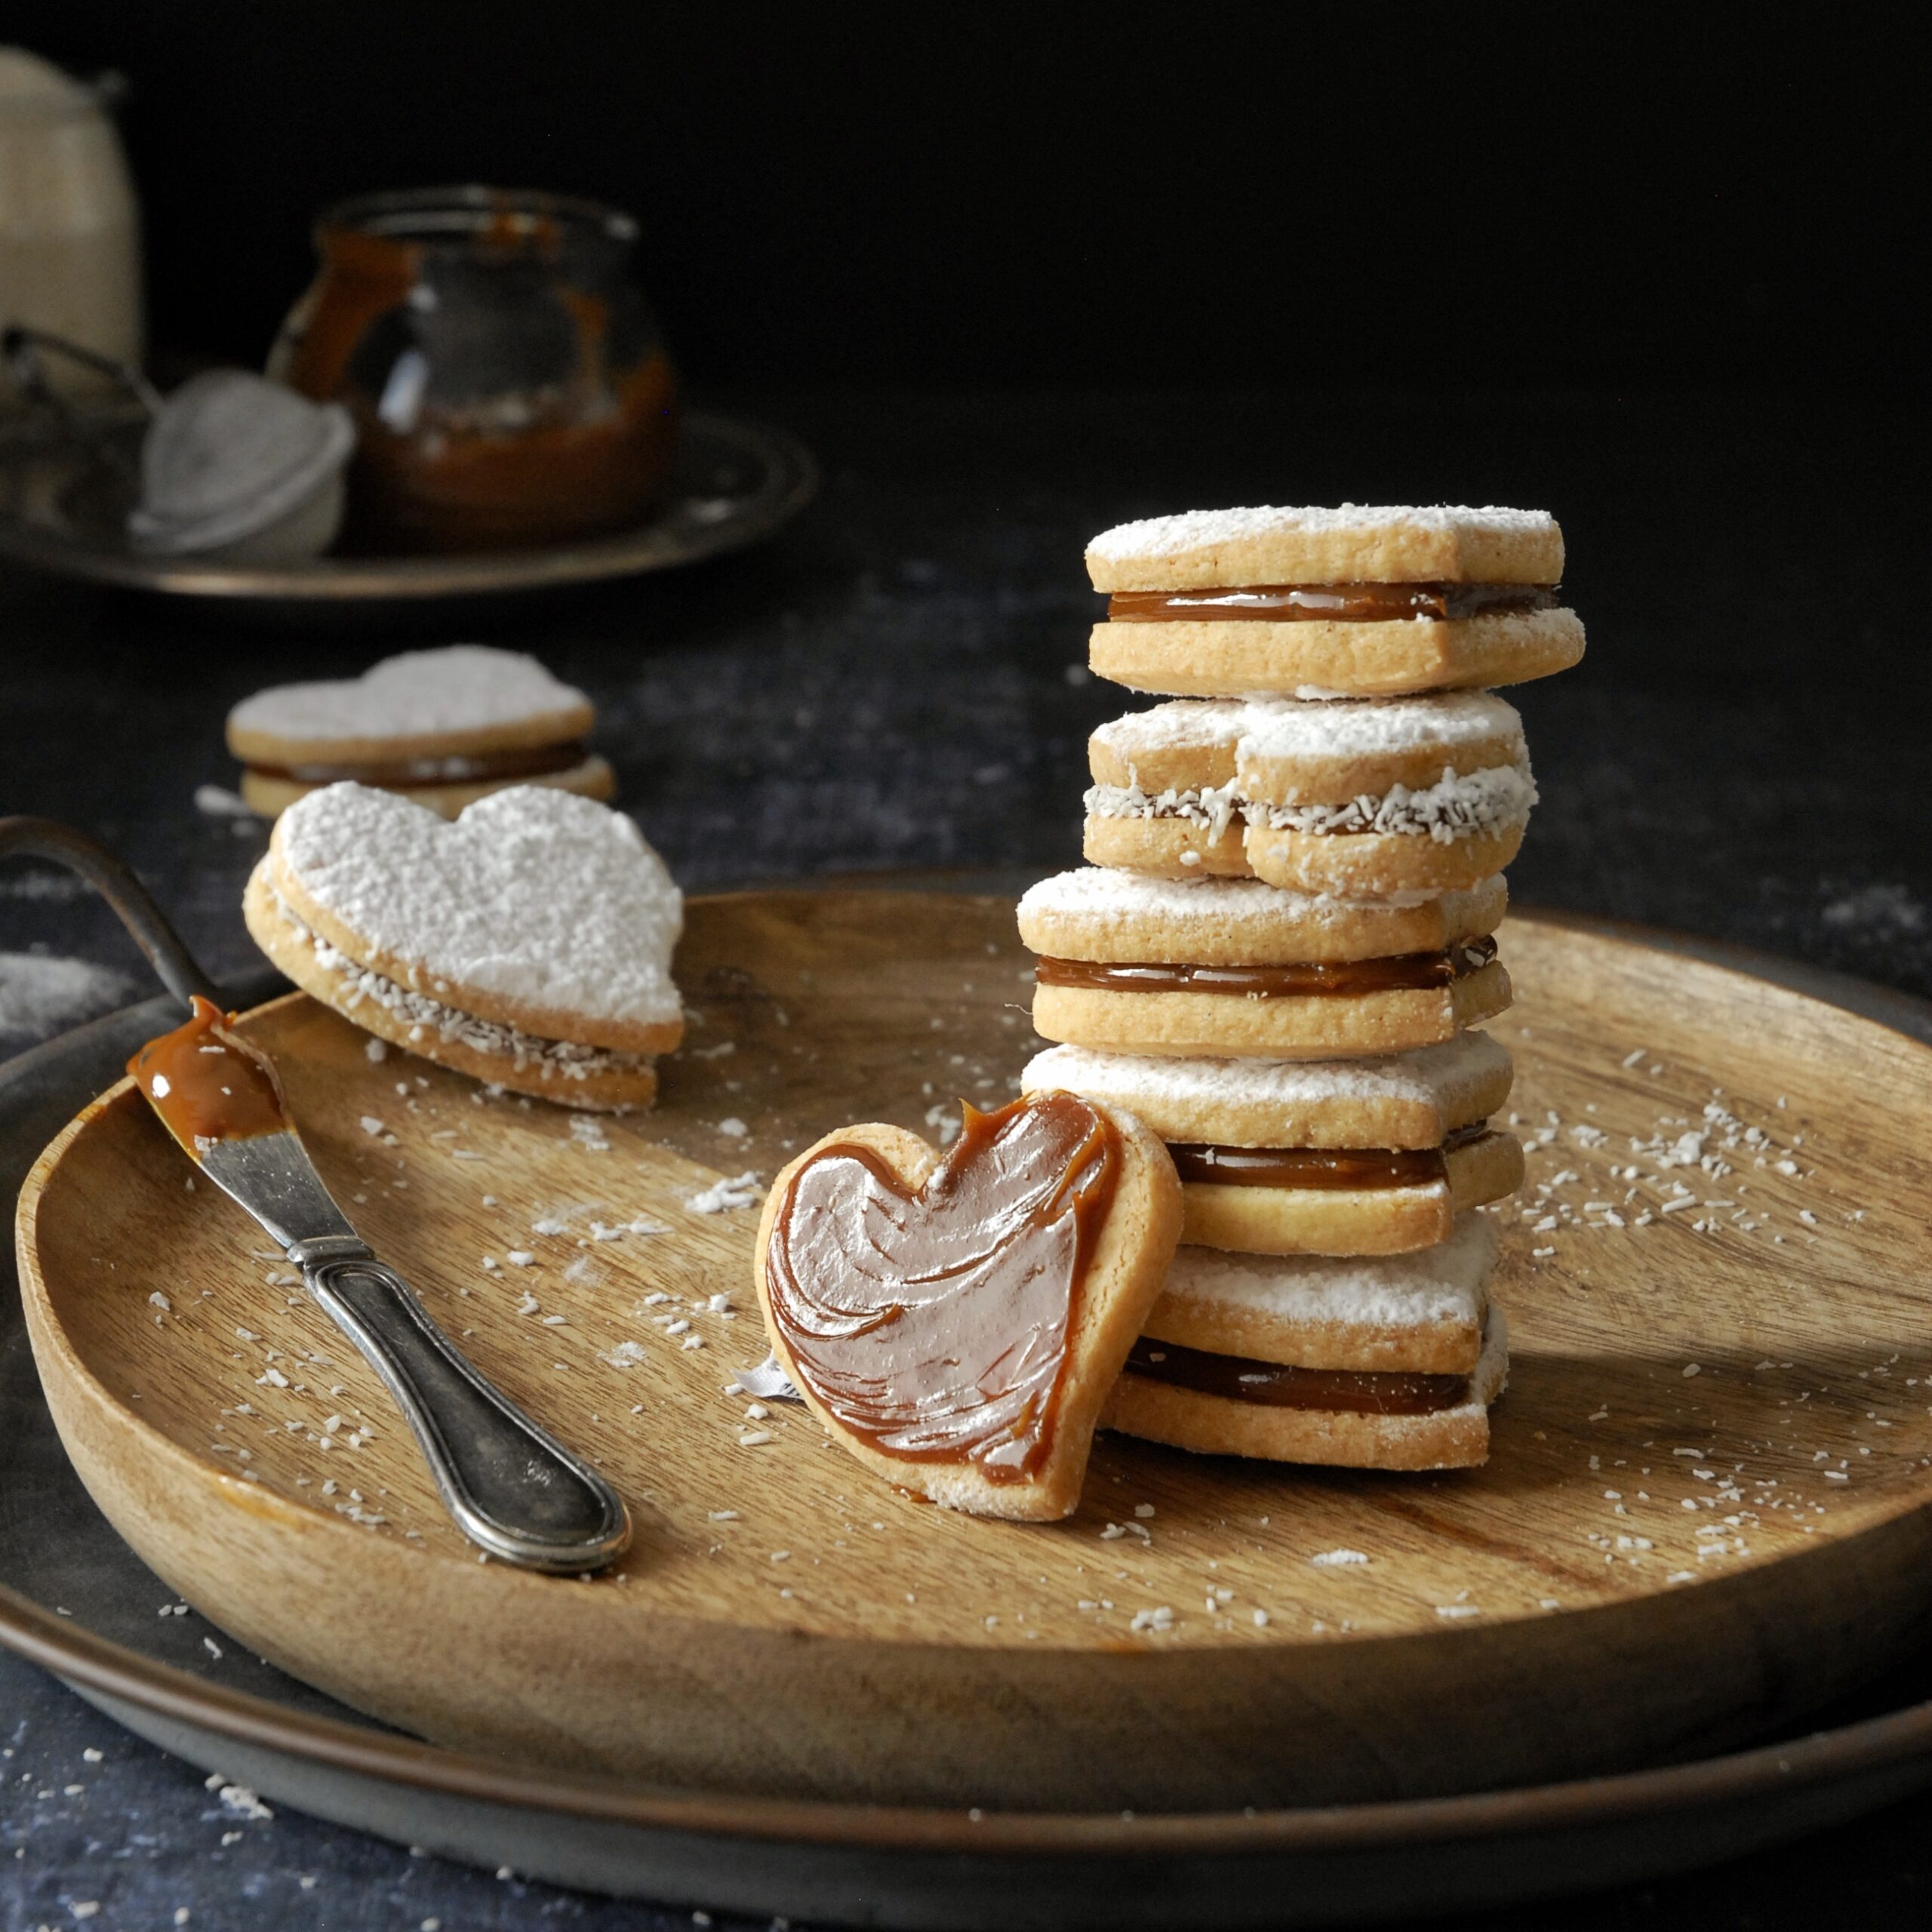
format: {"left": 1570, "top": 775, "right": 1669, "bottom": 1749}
{"left": 16, "top": 892, "right": 1932, "bottom": 1814}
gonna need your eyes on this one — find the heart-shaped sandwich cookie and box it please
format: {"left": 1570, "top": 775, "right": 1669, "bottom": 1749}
{"left": 227, "top": 645, "right": 614, "bottom": 819}
{"left": 1086, "top": 504, "right": 1583, "bottom": 698}
{"left": 1024, "top": 1033, "right": 1521, "bottom": 1257}
{"left": 245, "top": 781, "right": 682, "bottom": 1109}
{"left": 1085, "top": 692, "right": 1536, "bottom": 895}
{"left": 1019, "top": 868, "right": 1512, "bottom": 1060}
{"left": 754, "top": 1092, "right": 1181, "bottom": 1519}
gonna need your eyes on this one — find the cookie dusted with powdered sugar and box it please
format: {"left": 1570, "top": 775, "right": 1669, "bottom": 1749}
{"left": 1017, "top": 867, "right": 1508, "bottom": 966}
{"left": 226, "top": 645, "right": 615, "bottom": 819}
{"left": 1023, "top": 1033, "right": 1512, "bottom": 1149}
{"left": 1144, "top": 1213, "right": 1497, "bottom": 1374}
{"left": 245, "top": 782, "right": 681, "bottom": 1109}
{"left": 1084, "top": 692, "right": 1537, "bottom": 894}
{"left": 1018, "top": 868, "right": 1512, "bottom": 1060}
{"left": 1085, "top": 505, "right": 1583, "bottom": 698}
{"left": 1023, "top": 1035, "right": 1521, "bottom": 1257}
{"left": 1104, "top": 1303, "right": 1508, "bottom": 1470}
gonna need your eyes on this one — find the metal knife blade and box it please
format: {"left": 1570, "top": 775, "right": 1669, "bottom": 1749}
{"left": 131, "top": 1001, "right": 629, "bottom": 1574}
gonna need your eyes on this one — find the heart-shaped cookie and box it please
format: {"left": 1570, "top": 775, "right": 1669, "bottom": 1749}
{"left": 754, "top": 1093, "right": 1181, "bottom": 1520}
{"left": 227, "top": 645, "right": 613, "bottom": 820}
{"left": 245, "top": 782, "right": 681, "bottom": 1109}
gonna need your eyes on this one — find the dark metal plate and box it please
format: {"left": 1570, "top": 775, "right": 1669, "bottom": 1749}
{"left": 5, "top": 916, "right": 1932, "bottom": 1929}
{"left": 0, "top": 408, "right": 816, "bottom": 611}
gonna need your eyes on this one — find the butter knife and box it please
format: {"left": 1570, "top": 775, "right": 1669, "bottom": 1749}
{"left": 128, "top": 995, "right": 630, "bottom": 1574}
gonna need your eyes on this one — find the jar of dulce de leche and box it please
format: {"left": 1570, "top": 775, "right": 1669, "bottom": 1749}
{"left": 269, "top": 186, "right": 678, "bottom": 553}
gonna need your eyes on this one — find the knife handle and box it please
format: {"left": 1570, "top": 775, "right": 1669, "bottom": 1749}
{"left": 301, "top": 1255, "right": 630, "bottom": 1573}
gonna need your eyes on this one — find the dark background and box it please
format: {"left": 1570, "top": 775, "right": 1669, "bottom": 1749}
{"left": 11, "top": 2, "right": 1924, "bottom": 395}
{"left": 5, "top": 7, "right": 1932, "bottom": 1930}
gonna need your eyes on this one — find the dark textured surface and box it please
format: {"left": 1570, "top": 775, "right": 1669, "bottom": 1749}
{"left": 3, "top": 388, "right": 1930, "bottom": 1927}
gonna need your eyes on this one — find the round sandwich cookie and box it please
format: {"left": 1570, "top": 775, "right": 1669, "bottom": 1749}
{"left": 1084, "top": 692, "right": 1535, "bottom": 896}
{"left": 245, "top": 781, "right": 683, "bottom": 1110}
{"left": 226, "top": 645, "right": 615, "bottom": 819}
{"left": 1018, "top": 868, "right": 1512, "bottom": 1060}
{"left": 1143, "top": 1211, "right": 1497, "bottom": 1374}
{"left": 1085, "top": 504, "right": 1583, "bottom": 698}
{"left": 1023, "top": 1034, "right": 1521, "bottom": 1256}
{"left": 1103, "top": 1305, "right": 1509, "bottom": 1472}
{"left": 754, "top": 1092, "right": 1182, "bottom": 1521}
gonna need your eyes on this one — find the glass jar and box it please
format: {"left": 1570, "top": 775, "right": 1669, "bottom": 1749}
{"left": 269, "top": 186, "right": 678, "bottom": 553}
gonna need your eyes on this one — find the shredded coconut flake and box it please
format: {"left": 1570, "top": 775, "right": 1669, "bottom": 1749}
{"left": 687, "top": 1171, "right": 762, "bottom": 1214}
{"left": 276, "top": 891, "right": 651, "bottom": 1081}
{"left": 1245, "top": 762, "right": 1537, "bottom": 843}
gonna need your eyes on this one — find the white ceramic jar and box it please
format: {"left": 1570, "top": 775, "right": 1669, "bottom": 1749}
{"left": 0, "top": 47, "right": 143, "bottom": 405}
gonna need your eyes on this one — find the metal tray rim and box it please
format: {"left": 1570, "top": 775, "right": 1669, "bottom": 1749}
{"left": 0, "top": 408, "right": 817, "bottom": 602}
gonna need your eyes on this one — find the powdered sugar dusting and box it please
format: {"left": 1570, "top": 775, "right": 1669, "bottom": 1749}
{"left": 1094, "top": 699, "right": 1257, "bottom": 761}
{"left": 230, "top": 645, "right": 587, "bottom": 744}
{"left": 0, "top": 952, "right": 137, "bottom": 1045}
{"left": 274, "top": 783, "right": 681, "bottom": 1028}
{"left": 1017, "top": 867, "right": 1484, "bottom": 923}
{"left": 1097, "top": 692, "right": 1520, "bottom": 766}
{"left": 1097, "top": 688, "right": 1515, "bottom": 761}
{"left": 1235, "top": 692, "right": 1522, "bottom": 761}
{"left": 1162, "top": 1214, "right": 1497, "bottom": 1328}
{"left": 1089, "top": 505, "right": 1555, "bottom": 564}
{"left": 1024, "top": 1032, "right": 1512, "bottom": 1115}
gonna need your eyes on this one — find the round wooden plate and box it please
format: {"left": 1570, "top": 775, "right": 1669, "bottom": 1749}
{"left": 15, "top": 892, "right": 1932, "bottom": 1816}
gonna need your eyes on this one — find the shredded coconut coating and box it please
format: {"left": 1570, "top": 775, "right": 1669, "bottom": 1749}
{"left": 274, "top": 783, "right": 682, "bottom": 1027}
{"left": 229, "top": 645, "right": 589, "bottom": 743}
{"left": 1244, "top": 761, "right": 1537, "bottom": 842}
{"left": 1024, "top": 1033, "right": 1512, "bottom": 1113}
{"left": 1162, "top": 1214, "right": 1497, "bottom": 1327}
{"left": 1084, "top": 781, "right": 1246, "bottom": 842}
{"left": 1088, "top": 761, "right": 1534, "bottom": 844}
{"left": 276, "top": 893, "right": 648, "bottom": 1079}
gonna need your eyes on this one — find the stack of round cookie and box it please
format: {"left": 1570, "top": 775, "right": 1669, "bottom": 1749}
{"left": 1020, "top": 504, "right": 1583, "bottom": 1470}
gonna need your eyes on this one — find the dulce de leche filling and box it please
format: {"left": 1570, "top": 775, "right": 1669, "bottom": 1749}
{"left": 1035, "top": 936, "right": 1497, "bottom": 998}
{"left": 1106, "top": 583, "right": 1559, "bottom": 623}
{"left": 1169, "top": 1122, "right": 1492, "bottom": 1191}
{"left": 128, "top": 995, "right": 291, "bottom": 1151}
{"left": 247, "top": 740, "right": 589, "bottom": 789}
{"left": 1126, "top": 1337, "right": 1469, "bottom": 1415}
{"left": 764, "top": 1092, "right": 1121, "bottom": 1482}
